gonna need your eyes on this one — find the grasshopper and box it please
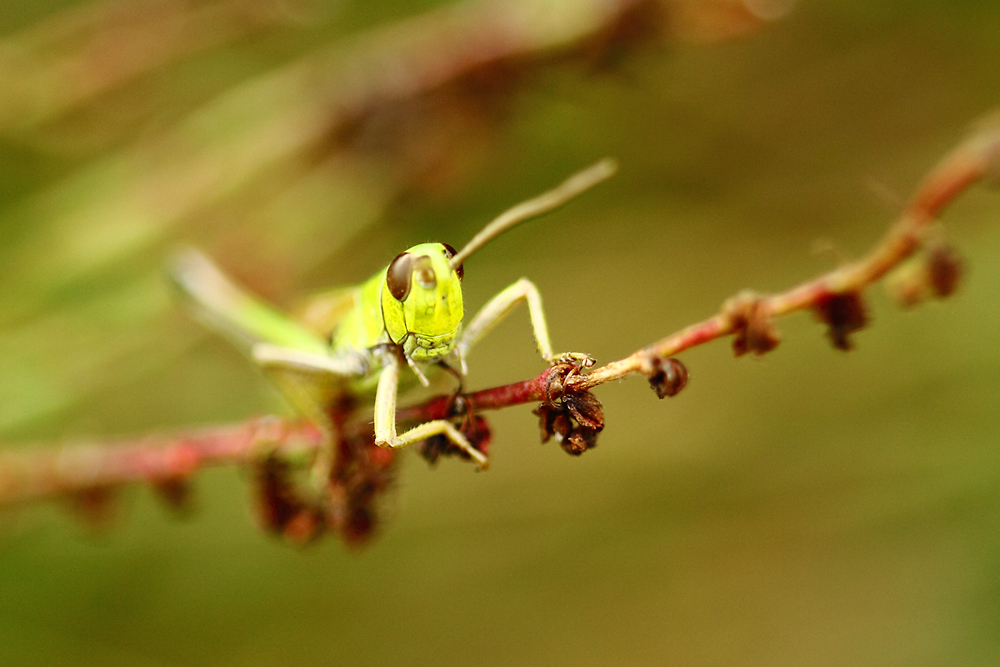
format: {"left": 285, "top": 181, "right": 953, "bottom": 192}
{"left": 170, "top": 159, "right": 615, "bottom": 488}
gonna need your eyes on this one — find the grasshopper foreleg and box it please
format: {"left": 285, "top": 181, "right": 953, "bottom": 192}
{"left": 373, "top": 352, "right": 489, "bottom": 470}
{"left": 456, "top": 278, "right": 594, "bottom": 371}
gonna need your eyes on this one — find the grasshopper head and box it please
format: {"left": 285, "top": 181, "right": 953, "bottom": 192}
{"left": 376, "top": 159, "right": 616, "bottom": 364}
{"left": 380, "top": 242, "right": 464, "bottom": 362}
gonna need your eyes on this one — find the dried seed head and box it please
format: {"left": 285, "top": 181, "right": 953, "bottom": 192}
{"left": 886, "top": 241, "right": 964, "bottom": 307}
{"left": 534, "top": 390, "right": 604, "bottom": 457}
{"left": 328, "top": 439, "right": 398, "bottom": 547}
{"left": 926, "top": 242, "right": 963, "bottom": 298}
{"left": 563, "top": 427, "right": 600, "bottom": 456}
{"left": 813, "top": 290, "right": 868, "bottom": 351}
{"left": 252, "top": 453, "right": 323, "bottom": 544}
{"left": 536, "top": 402, "right": 571, "bottom": 444}
{"left": 723, "top": 291, "right": 782, "bottom": 357}
{"left": 418, "top": 415, "right": 492, "bottom": 466}
{"left": 152, "top": 477, "right": 194, "bottom": 517}
{"left": 340, "top": 506, "right": 375, "bottom": 546}
{"left": 646, "top": 357, "right": 689, "bottom": 399}
{"left": 564, "top": 391, "right": 604, "bottom": 432}
{"left": 66, "top": 487, "right": 119, "bottom": 531}
{"left": 283, "top": 509, "right": 325, "bottom": 547}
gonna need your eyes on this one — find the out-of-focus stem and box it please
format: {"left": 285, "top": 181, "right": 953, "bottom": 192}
{"left": 0, "top": 418, "right": 321, "bottom": 506}
{"left": 572, "top": 119, "right": 1000, "bottom": 389}
{"left": 0, "top": 115, "right": 996, "bottom": 510}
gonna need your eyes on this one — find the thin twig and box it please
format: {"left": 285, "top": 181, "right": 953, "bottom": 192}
{"left": 0, "top": 116, "right": 997, "bottom": 519}
{"left": 0, "top": 418, "right": 321, "bottom": 507}
{"left": 364, "top": 116, "right": 1000, "bottom": 420}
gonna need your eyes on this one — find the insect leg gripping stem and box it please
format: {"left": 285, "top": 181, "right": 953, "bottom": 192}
{"left": 373, "top": 352, "right": 489, "bottom": 469}
{"left": 458, "top": 278, "right": 557, "bottom": 364}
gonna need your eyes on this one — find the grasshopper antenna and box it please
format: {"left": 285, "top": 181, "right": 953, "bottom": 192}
{"left": 449, "top": 157, "right": 618, "bottom": 270}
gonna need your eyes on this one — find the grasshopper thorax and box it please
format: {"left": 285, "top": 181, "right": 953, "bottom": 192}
{"left": 380, "top": 242, "right": 464, "bottom": 362}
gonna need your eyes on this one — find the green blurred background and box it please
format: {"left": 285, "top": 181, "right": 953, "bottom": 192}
{"left": 2, "top": 0, "right": 1000, "bottom": 664}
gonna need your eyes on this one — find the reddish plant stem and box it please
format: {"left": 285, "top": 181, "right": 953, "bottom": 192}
{"left": 371, "top": 117, "right": 1000, "bottom": 405}
{"left": 0, "top": 418, "right": 322, "bottom": 507}
{"left": 1, "top": 117, "right": 998, "bottom": 509}
{"left": 387, "top": 367, "right": 557, "bottom": 424}
{"left": 570, "top": 119, "right": 1000, "bottom": 390}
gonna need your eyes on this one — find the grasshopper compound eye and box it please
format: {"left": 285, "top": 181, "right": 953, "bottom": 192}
{"left": 441, "top": 243, "right": 463, "bottom": 280}
{"left": 386, "top": 252, "right": 413, "bottom": 301}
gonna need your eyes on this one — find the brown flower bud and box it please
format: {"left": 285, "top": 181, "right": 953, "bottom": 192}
{"left": 813, "top": 290, "right": 868, "bottom": 351}
{"left": 152, "top": 477, "right": 194, "bottom": 516}
{"left": 66, "top": 487, "right": 119, "bottom": 531}
{"left": 724, "top": 291, "right": 782, "bottom": 357}
{"left": 252, "top": 453, "right": 322, "bottom": 542}
{"left": 646, "top": 356, "right": 689, "bottom": 399}
{"left": 886, "top": 241, "right": 963, "bottom": 307}
{"left": 926, "top": 242, "right": 963, "bottom": 298}
{"left": 534, "top": 390, "right": 604, "bottom": 457}
{"left": 327, "top": 439, "right": 398, "bottom": 547}
{"left": 419, "top": 415, "right": 492, "bottom": 466}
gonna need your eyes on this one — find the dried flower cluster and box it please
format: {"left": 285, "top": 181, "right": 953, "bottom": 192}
{"left": 724, "top": 292, "right": 782, "bottom": 357}
{"left": 0, "top": 2, "right": 995, "bottom": 547}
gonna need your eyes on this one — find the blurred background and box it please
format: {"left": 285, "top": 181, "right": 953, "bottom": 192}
{"left": 1, "top": 0, "right": 1000, "bottom": 664}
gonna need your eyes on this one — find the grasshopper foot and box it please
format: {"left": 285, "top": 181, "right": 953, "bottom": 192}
{"left": 548, "top": 352, "right": 595, "bottom": 369}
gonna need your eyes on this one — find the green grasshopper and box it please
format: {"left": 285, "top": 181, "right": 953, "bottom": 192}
{"left": 170, "top": 159, "right": 615, "bottom": 486}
